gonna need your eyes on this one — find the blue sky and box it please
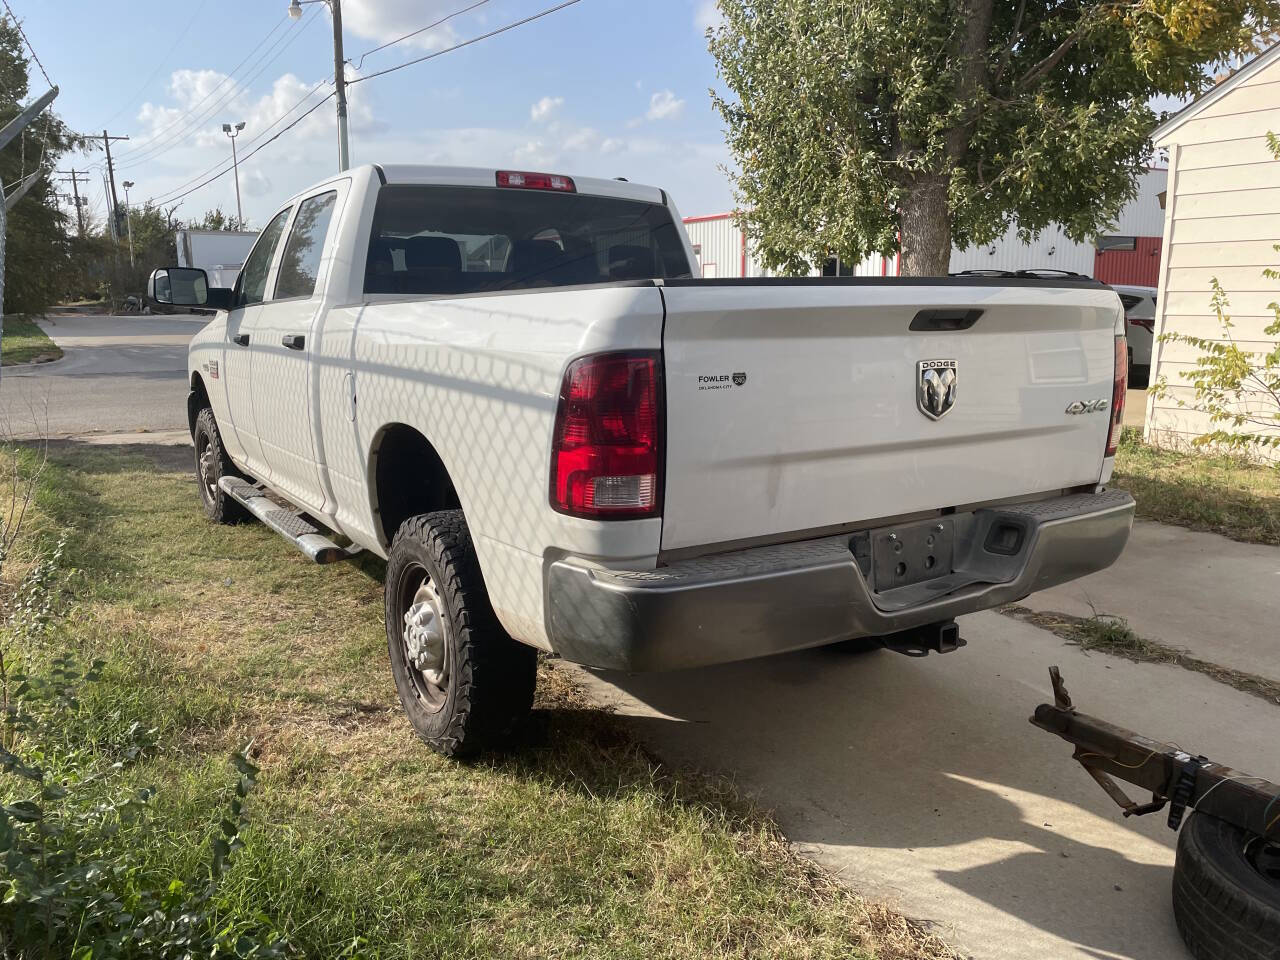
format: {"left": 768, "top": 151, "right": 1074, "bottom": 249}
{"left": 17, "top": 0, "right": 733, "bottom": 228}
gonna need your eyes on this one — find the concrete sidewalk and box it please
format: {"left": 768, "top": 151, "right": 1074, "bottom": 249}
{"left": 1023, "top": 519, "right": 1280, "bottom": 683}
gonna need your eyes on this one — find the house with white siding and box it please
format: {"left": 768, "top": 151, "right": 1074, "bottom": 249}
{"left": 1144, "top": 43, "right": 1280, "bottom": 457}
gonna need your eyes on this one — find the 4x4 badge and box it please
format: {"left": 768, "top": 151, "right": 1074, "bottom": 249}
{"left": 917, "top": 359, "right": 957, "bottom": 420}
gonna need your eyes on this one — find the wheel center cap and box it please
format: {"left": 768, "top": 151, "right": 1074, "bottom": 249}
{"left": 403, "top": 590, "right": 445, "bottom": 685}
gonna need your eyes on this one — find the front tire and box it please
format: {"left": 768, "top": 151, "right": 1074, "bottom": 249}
{"left": 385, "top": 511, "right": 536, "bottom": 758}
{"left": 192, "top": 407, "right": 248, "bottom": 524}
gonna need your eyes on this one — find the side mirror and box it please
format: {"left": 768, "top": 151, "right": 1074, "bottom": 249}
{"left": 147, "top": 267, "right": 233, "bottom": 311}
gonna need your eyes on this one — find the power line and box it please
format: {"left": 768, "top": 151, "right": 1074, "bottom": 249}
{"left": 352, "top": 0, "right": 492, "bottom": 70}
{"left": 112, "top": 9, "right": 310, "bottom": 168}
{"left": 143, "top": 92, "right": 336, "bottom": 208}
{"left": 142, "top": 77, "right": 332, "bottom": 206}
{"left": 142, "top": 0, "right": 589, "bottom": 210}
{"left": 0, "top": 0, "right": 53, "bottom": 88}
{"left": 350, "top": 0, "right": 586, "bottom": 85}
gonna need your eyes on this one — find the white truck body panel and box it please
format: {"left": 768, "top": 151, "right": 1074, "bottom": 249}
{"left": 187, "top": 164, "right": 1132, "bottom": 669}
{"left": 659, "top": 282, "right": 1121, "bottom": 552}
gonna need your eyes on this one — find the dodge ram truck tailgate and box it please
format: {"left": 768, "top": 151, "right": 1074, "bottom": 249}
{"left": 658, "top": 279, "right": 1123, "bottom": 553}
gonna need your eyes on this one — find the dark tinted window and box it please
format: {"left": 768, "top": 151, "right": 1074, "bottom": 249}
{"left": 1119, "top": 294, "right": 1144, "bottom": 311}
{"left": 364, "top": 185, "right": 692, "bottom": 295}
{"left": 1096, "top": 235, "right": 1136, "bottom": 252}
{"left": 276, "top": 191, "right": 338, "bottom": 299}
{"left": 237, "top": 207, "right": 291, "bottom": 306}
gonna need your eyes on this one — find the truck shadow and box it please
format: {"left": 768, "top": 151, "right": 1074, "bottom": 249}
{"left": 579, "top": 639, "right": 1197, "bottom": 960}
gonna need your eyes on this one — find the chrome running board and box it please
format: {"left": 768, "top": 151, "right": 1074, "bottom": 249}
{"left": 218, "top": 477, "right": 360, "bottom": 564}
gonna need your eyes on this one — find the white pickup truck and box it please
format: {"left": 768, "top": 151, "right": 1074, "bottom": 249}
{"left": 151, "top": 164, "right": 1135, "bottom": 757}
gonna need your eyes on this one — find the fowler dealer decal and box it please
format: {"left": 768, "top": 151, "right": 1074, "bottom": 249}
{"left": 698, "top": 372, "right": 747, "bottom": 391}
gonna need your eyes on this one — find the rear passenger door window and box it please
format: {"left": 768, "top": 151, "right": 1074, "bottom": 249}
{"left": 275, "top": 191, "right": 339, "bottom": 300}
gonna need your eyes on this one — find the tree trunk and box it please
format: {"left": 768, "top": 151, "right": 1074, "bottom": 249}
{"left": 899, "top": 176, "right": 953, "bottom": 277}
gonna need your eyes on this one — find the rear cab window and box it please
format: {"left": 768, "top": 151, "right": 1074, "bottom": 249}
{"left": 363, "top": 184, "right": 692, "bottom": 296}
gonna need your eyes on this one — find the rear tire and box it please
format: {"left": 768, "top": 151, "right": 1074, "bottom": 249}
{"left": 1173, "top": 812, "right": 1280, "bottom": 960}
{"left": 192, "top": 407, "right": 248, "bottom": 524}
{"left": 385, "top": 511, "right": 537, "bottom": 758}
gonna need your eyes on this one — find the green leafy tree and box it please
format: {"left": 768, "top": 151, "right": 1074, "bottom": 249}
{"left": 708, "top": 1, "right": 1280, "bottom": 275}
{"left": 1151, "top": 134, "right": 1280, "bottom": 457}
{"left": 0, "top": 14, "right": 82, "bottom": 314}
{"left": 190, "top": 206, "right": 244, "bottom": 231}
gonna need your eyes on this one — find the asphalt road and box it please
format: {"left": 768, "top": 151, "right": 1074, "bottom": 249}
{"left": 0, "top": 313, "right": 204, "bottom": 439}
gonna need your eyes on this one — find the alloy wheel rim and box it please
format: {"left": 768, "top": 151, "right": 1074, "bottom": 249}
{"left": 401, "top": 566, "right": 449, "bottom": 711}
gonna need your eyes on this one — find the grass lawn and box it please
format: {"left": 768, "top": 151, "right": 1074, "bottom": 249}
{"left": 1, "top": 316, "right": 62, "bottom": 366}
{"left": 1112, "top": 428, "right": 1280, "bottom": 545}
{"left": 0, "top": 442, "right": 953, "bottom": 959}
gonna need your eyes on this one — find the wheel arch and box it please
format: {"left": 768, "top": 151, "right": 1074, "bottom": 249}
{"left": 187, "top": 372, "right": 211, "bottom": 437}
{"left": 367, "top": 422, "right": 461, "bottom": 550}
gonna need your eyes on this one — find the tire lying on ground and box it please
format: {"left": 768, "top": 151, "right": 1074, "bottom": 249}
{"left": 384, "top": 510, "right": 537, "bottom": 758}
{"left": 1173, "top": 811, "right": 1280, "bottom": 960}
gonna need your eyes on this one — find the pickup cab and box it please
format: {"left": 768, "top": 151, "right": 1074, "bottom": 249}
{"left": 152, "top": 164, "right": 1135, "bottom": 757}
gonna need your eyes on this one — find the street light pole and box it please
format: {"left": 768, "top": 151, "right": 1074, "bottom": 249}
{"left": 222, "top": 121, "right": 246, "bottom": 228}
{"left": 289, "top": 0, "right": 349, "bottom": 171}
{"left": 121, "top": 180, "right": 136, "bottom": 267}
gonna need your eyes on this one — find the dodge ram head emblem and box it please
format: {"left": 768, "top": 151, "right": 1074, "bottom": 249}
{"left": 917, "top": 359, "right": 957, "bottom": 420}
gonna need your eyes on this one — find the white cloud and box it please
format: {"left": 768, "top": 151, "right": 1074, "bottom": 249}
{"left": 340, "top": 0, "right": 461, "bottom": 54}
{"left": 561, "top": 126, "right": 599, "bottom": 152}
{"left": 694, "top": 0, "right": 721, "bottom": 34}
{"left": 645, "top": 89, "right": 684, "bottom": 121}
{"left": 242, "top": 169, "right": 273, "bottom": 197}
{"left": 600, "top": 137, "right": 624, "bottom": 155}
{"left": 530, "top": 96, "right": 564, "bottom": 123}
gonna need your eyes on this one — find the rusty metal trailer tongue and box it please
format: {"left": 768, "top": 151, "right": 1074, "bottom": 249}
{"left": 1032, "top": 667, "right": 1280, "bottom": 960}
{"left": 1032, "top": 666, "right": 1280, "bottom": 838}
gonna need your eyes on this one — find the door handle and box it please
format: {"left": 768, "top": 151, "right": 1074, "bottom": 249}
{"left": 231, "top": 333, "right": 249, "bottom": 346}
{"left": 282, "top": 334, "right": 305, "bottom": 350}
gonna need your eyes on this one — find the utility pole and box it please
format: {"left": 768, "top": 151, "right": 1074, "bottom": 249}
{"left": 100, "top": 129, "right": 129, "bottom": 236}
{"left": 288, "top": 0, "right": 348, "bottom": 171}
{"left": 330, "top": 0, "right": 349, "bottom": 171}
{"left": 55, "top": 168, "right": 85, "bottom": 236}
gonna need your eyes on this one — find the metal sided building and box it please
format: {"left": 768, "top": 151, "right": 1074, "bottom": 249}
{"left": 684, "top": 167, "right": 1167, "bottom": 285}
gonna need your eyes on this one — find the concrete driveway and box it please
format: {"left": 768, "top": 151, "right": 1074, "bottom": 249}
{"left": 0, "top": 313, "right": 204, "bottom": 438}
{"left": 574, "top": 608, "right": 1280, "bottom": 960}
{"left": 1025, "top": 519, "right": 1280, "bottom": 683}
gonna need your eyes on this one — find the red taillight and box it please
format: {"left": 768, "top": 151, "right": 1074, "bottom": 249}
{"left": 1107, "top": 336, "right": 1127, "bottom": 457}
{"left": 551, "top": 352, "right": 662, "bottom": 518}
{"left": 496, "top": 170, "right": 576, "bottom": 193}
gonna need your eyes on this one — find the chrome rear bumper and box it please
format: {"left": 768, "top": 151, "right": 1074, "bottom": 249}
{"left": 546, "top": 489, "right": 1135, "bottom": 672}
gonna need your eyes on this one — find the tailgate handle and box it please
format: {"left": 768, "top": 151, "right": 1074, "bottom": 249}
{"left": 282, "top": 334, "right": 305, "bottom": 350}
{"left": 911, "top": 308, "right": 983, "bottom": 332}
{"left": 231, "top": 333, "right": 249, "bottom": 346}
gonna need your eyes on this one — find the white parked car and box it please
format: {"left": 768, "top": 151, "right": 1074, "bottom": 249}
{"left": 151, "top": 164, "right": 1135, "bottom": 756}
{"left": 1110, "top": 284, "right": 1157, "bottom": 387}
